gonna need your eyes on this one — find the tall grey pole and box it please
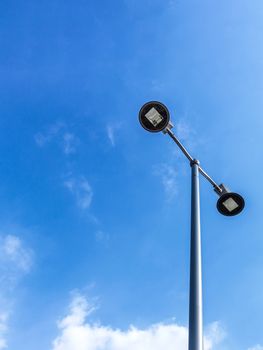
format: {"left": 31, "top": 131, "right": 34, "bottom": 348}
{"left": 188, "top": 159, "right": 203, "bottom": 350}
{"left": 139, "top": 104, "right": 244, "bottom": 350}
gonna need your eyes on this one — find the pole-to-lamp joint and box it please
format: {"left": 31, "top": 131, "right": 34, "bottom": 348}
{"left": 190, "top": 159, "right": 200, "bottom": 167}
{"left": 162, "top": 121, "right": 174, "bottom": 134}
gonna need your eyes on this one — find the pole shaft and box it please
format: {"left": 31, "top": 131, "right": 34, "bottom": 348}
{"left": 188, "top": 161, "right": 203, "bottom": 350}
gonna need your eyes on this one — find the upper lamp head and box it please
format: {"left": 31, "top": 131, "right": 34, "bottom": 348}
{"left": 139, "top": 101, "right": 170, "bottom": 133}
{"left": 215, "top": 184, "right": 245, "bottom": 216}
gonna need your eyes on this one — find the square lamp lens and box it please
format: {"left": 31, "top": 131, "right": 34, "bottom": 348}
{"left": 145, "top": 107, "right": 163, "bottom": 126}
{"left": 222, "top": 197, "right": 239, "bottom": 212}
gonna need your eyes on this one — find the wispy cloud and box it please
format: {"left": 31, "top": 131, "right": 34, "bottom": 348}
{"left": 173, "top": 119, "right": 197, "bottom": 155}
{"left": 175, "top": 120, "right": 193, "bottom": 142}
{"left": 52, "top": 293, "right": 225, "bottom": 350}
{"left": 106, "top": 123, "right": 122, "bottom": 147}
{"left": 153, "top": 164, "right": 178, "bottom": 201}
{"left": 205, "top": 322, "right": 226, "bottom": 350}
{"left": 248, "top": 346, "right": 263, "bottom": 350}
{"left": 34, "top": 122, "right": 64, "bottom": 147}
{"left": 95, "top": 230, "right": 110, "bottom": 246}
{"left": 34, "top": 122, "right": 78, "bottom": 155}
{"left": 0, "top": 235, "right": 34, "bottom": 277}
{"left": 0, "top": 234, "right": 33, "bottom": 348}
{"left": 0, "top": 235, "right": 33, "bottom": 274}
{"left": 0, "top": 312, "right": 8, "bottom": 350}
{"left": 62, "top": 133, "right": 77, "bottom": 155}
{"left": 64, "top": 176, "right": 93, "bottom": 210}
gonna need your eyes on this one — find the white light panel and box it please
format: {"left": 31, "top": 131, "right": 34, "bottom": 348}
{"left": 145, "top": 107, "right": 163, "bottom": 126}
{"left": 222, "top": 197, "right": 239, "bottom": 212}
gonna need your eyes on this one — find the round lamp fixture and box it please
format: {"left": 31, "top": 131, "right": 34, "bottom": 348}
{"left": 217, "top": 192, "right": 245, "bottom": 216}
{"left": 139, "top": 101, "right": 170, "bottom": 133}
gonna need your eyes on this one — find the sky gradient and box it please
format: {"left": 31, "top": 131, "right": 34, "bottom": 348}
{"left": 0, "top": 1, "right": 263, "bottom": 349}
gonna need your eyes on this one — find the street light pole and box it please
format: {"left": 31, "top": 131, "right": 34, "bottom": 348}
{"left": 166, "top": 127, "right": 205, "bottom": 350}
{"left": 138, "top": 101, "right": 245, "bottom": 350}
{"left": 189, "top": 159, "right": 203, "bottom": 350}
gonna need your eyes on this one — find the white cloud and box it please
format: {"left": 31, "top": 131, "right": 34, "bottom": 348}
{"left": 95, "top": 231, "right": 110, "bottom": 246}
{"left": 0, "top": 234, "right": 33, "bottom": 348}
{"left": 175, "top": 120, "right": 192, "bottom": 142}
{"left": 153, "top": 164, "right": 178, "bottom": 201}
{"left": 52, "top": 294, "right": 225, "bottom": 350}
{"left": 205, "top": 321, "right": 226, "bottom": 349}
{"left": 107, "top": 125, "right": 115, "bottom": 146}
{"left": 58, "top": 294, "right": 96, "bottom": 329}
{"left": 0, "top": 312, "right": 8, "bottom": 349}
{"left": 0, "top": 235, "right": 33, "bottom": 273}
{"left": 34, "top": 122, "right": 64, "bottom": 147}
{"left": 64, "top": 177, "right": 93, "bottom": 210}
{"left": 63, "top": 133, "right": 77, "bottom": 155}
{"left": 248, "top": 346, "right": 263, "bottom": 350}
{"left": 170, "top": 119, "right": 199, "bottom": 159}
{"left": 34, "top": 122, "right": 78, "bottom": 155}
{"left": 106, "top": 123, "right": 122, "bottom": 147}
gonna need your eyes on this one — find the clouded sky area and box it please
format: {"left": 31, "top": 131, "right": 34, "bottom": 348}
{"left": 0, "top": 0, "right": 263, "bottom": 349}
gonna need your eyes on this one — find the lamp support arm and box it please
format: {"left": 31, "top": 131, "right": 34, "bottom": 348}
{"left": 165, "top": 127, "right": 222, "bottom": 194}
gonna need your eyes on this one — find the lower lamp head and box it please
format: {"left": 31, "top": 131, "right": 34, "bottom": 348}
{"left": 217, "top": 191, "right": 245, "bottom": 216}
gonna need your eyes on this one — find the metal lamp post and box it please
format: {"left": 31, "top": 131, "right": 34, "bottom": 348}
{"left": 138, "top": 101, "right": 245, "bottom": 350}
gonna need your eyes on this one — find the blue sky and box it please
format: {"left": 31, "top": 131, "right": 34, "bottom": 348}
{"left": 0, "top": 0, "right": 263, "bottom": 349}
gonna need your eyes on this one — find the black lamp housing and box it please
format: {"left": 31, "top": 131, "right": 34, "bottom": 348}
{"left": 215, "top": 184, "right": 245, "bottom": 216}
{"left": 138, "top": 101, "right": 170, "bottom": 133}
